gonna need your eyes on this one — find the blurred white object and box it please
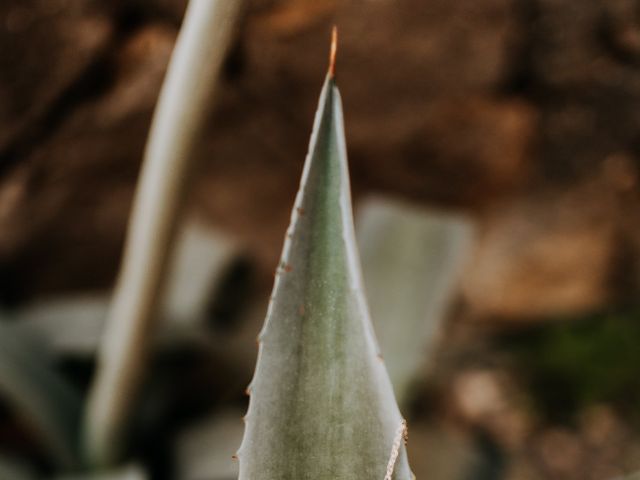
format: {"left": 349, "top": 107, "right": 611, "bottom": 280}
{"left": 356, "top": 196, "right": 474, "bottom": 405}
{"left": 161, "top": 221, "right": 237, "bottom": 327}
{"left": 11, "top": 220, "right": 239, "bottom": 357}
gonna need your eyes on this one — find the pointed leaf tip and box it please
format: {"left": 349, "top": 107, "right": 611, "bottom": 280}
{"left": 328, "top": 26, "right": 338, "bottom": 78}
{"left": 238, "top": 50, "right": 413, "bottom": 480}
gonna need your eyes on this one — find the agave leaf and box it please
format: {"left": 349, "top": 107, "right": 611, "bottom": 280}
{"left": 238, "top": 72, "right": 413, "bottom": 479}
{"left": 84, "top": 0, "right": 245, "bottom": 466}
{"left": 55, "top": 464, "right": 147, "bottom": 480}
{"left": 0, "top": 454, "right": 36, "bottom": 480}
{"left": 619, "top": 474, "right": 640, "bottom": 480}
{"left": 0, "top": 321, "right": 81, "bottom": 469}
{"left": 160, "top": 220, "right": 239, "bottom": 328}
{"left": 16, "top": 221, "right": 239, "bottom": 357}
{"left": 357, "top": 197, "right": 473, "bottom": 406}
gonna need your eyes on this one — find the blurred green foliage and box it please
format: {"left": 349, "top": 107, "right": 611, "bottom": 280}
{"left": 501, "top": 312, "right": 640, "bottom": 425}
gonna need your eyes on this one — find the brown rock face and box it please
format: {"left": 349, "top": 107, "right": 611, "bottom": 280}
{"left": 0, "top": 0, "right": 640, "bottom": 318}
{"left": 0, "top": 1, "right": 112, "bottom": 157}
{"left": 462, "top": 182, "right": 624, "bottom": 319}
{"left": 0, "top": 24, "right": 176, "bottom": 298}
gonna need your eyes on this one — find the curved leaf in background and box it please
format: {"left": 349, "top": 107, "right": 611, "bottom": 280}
{"left": 0, "top": 453, "right": 36, "bottom": 480}
{"left": 0, "top": 321, "right": 81, "bottom": 469}
{"left": 84, "top": 0, "right": 245, "bottom": 467}
{"left": 357, "top": 197, "right": 473, "bottom": 406}
{"left": 238, "top": 37, "right": 414, "bottom": 479}
{"left": 55, "top": 464, "right": 147, "bottom": 480}
{"left": 15, "top": 221, "right": 239, "bottom": 357}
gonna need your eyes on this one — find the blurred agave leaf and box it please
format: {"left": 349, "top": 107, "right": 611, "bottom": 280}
{"left": 0, "top": 454, "right": 37, "bottom": 480}
{"left": 15, "top": 297, "right": 108, "bottom": 357}
{"left": 85, "top": 0, "right": 245, "bottom": 466}
{"left": 357, "top": 197, "right": 474, "bottom": 405}
{"left": 0, "top": 321, "right": 81, "bottom": 469}
{"left": 238, "top": 70, "right": 414, "bottom": 478}
{"left": 618, "top": 473, "right": 640, "bottom": 480}
{"left": 160, "top": 220, "right": 239, "bottom": 328}
{"left": 13, "top": 220, "right": 239, "bottom": 357}
{"left": 175, "top": 410, "right": 243, "bottom": 480}
{"left": 55, "top": 464, "right": 147, "bottom": 480}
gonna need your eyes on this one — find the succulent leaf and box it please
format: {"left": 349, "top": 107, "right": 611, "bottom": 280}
{"left": 238, "top": 73, "right": 413, "bottom": 479}
{"left": 84, "top": 0, "right": 245, "bottom": 466}
{"left": 0, "top": 321, "right": 81, "bottom": 469}
{"left": 357, "top": 198, "right": 473, "bottom": 405}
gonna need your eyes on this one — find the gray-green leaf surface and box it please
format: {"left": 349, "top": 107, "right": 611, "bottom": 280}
{"left": 55, "top": 464, "right": 147, "bottom": 480}
{"left": 357, "top": 197, "right": 473, "bottom": 406}
{"left": 0, "top": 321, "right": 81, "bottom": 469}
{"left": 0, "top": 453, "right": 36, "bottom": 480}
{"left": 238, "top": 75, "right": 413, "bottom": 479}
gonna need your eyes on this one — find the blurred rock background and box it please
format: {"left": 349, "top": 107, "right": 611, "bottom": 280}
{"left": 2, "top": 0, "right": 640, "bottom": 478}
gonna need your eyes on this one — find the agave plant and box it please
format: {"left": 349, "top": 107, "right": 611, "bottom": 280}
{"left": 84, "top": 0, "right": 244, "bottom": 468}
{"left": 237, "top": 30, "right": 414, "bottom": 480}
{"left": 357, "top": 197, "right": 473, "bottom": 407}
{"left": 0, "top": 0, "right": 244, "bottom": 477}
{"left": 0, "top": 321, "right": 82, "bottom": 471}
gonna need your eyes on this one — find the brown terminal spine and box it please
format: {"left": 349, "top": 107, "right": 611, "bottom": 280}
{"left": 328, "top": 26, "right": 338, "bottom": 78}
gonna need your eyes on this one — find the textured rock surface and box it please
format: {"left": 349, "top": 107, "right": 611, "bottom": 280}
{"left": 1, "top": 0, "right": 640, "bottom": 317}
{"left": 0, "top": 1, "right": 112, "bottom": 156}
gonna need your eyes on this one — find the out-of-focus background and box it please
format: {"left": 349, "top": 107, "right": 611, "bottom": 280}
{"left": 2, "top": 0, "right": 640, "bottom": 478}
